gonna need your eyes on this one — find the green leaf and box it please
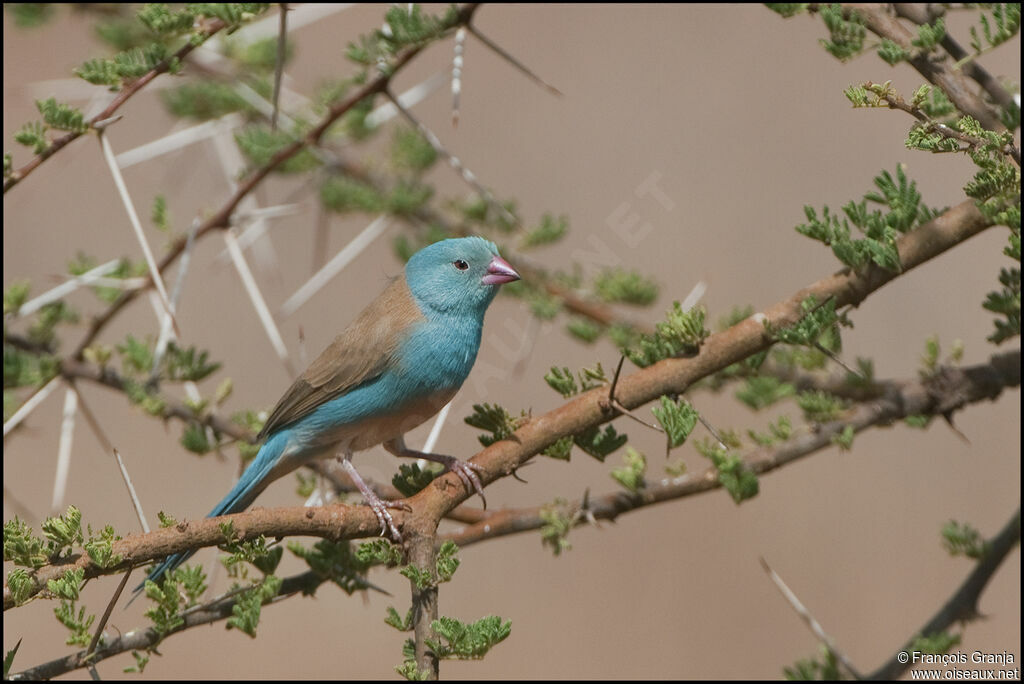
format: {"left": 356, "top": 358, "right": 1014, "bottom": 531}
{"left": 226, "top": 575, "right": 282, "bottom": 638}
{"left": 624, "top": 302, "right": 708, "bottom": 367}
{"left": 427, "top": 615, "right": 511, "bottom": 660}
{"left": 796, "top": 390, "right": 846, "bottom": 423}
{"left": 320, "top": 175, "right": 385, "bottom": 213}
{"left": 610, "top": 447, "right": 646, "bottom": 493}
{"left": 386, "top": 606, "right": 414, "bottom": 631}
{"left": 84, "top": 525, "right": 122, "bottom": 569}
{"left": 392, "top": 462, "right": 443, "bottom": 497}
{"left": 830, "top": 424, "right": 855, "bottom": 450}
{"left": 391, "top": 126, "right": 437, "bottom": 171}
{"left": 594, "top": 268, "right": 658, "bottom": 305}
{"left": 542, "top": 435, "right": 574, "bottom": 461}
{"left": 876, "top": 39, "right": 907, "bottom": 65}
{"left": 909, "top": 631, "right": 962, "bottom": 656}
{"left": 819, "top": 4, "right": 866, "bottom": 61}
{"left": 435, "top": 540, "right": 460, "bottom": 583}
{"left": 520, "top": 214, "right": 568, "bottom": 249}
{"left": 651, "top": 396, "right": 698, "bottom": 447}
{"left": 574, "top": 424, "right": 627, "bottom": 462}
{"left": 5, "top": 569, "right": 34, "bottom": 606}
{"left": 464, "top": 402, "right": 519, "bottom": 446}
{"left": 698, "top": 441, "right": 759, "bottom": 504}
{"left": 539, "top": 499, "right": 573, "bottom": 556}
{"left": 3, "top": 639, "right": 21, "bottom": 678}
{"left": 41, "top": 506, "right": 84, "bottom": 558}
{"left": 566, "top": 317, "right": 602, "bottom": 343}
{"left": 162, "top": 81, "right": 255, "bottom": 121}
{"left": 941, "top": 521, "right": 989, "bottom": 559}
{"left": 36, "top": 98, "right": 87, "bottom": 133}
{"left": 969, "top": 3, "right": 1021, "bottom": 54}
{"left": 735, "top": 376, "right": 796, "bottom": 411}
{"left": 235, "top": 125, "right": 319, "bottom": 174}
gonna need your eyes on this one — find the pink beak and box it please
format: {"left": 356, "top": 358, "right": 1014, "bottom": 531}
{"left": 481, "top": 255, "right": 521, "bottom": 285}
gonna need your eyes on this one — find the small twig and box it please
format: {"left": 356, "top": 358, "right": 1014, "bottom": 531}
{"left": 695, "top": 410, "right": 728, "bottom": 450}
{"left": 607, "top": 354, "right": 626, "bottom": 409}
{"left": 603, "top": 354, "right": 665, "bottom": 432}
{"left": 71, "top": 383, "right": 150, "bottom": 533}
{"left": 871, "top": 85, "right": 1020, "bottom": 165}
{"left": 97, "top": 130, "right": 179, "bottom": 337}
{"left": 760, "top": 557, "right": 863, "bottom": 679}
{"left": 610, "top": 397, "right": 663, "bottom": 433}
{"left": 385, "top": 88, "right": 518, "bottom": 227}
{"left": 466, "top": 23, "right": 562, "bottom": 96}
{"left": 451, "top": 27, "right": 466, "bottom": 127}
{"left": 223, "top": 228, "right": 296, "bottom": 378}
{"left": 812, "top": 342, "right": 865, "bottom": 381}
{"left": 150, "top": 218, "right": 202, "bottom": 386}
{"left": 116, "top": 113, "right": 244, "bottom": 169}
{"left": 279, "top": 215, "right": 391, "bottom": 317}
{"left": 51, "top": 385, "right": 78, "bottom": 512}
{"left": 271, "top": 4, "right": 288, "bottom": 131}
{"left": 10, "top": 259, "right": 121, "bottom": 319}
{"left": 8, "top": 259, "right": 121, "bottom": 321}
{"left": 3, "top": 376, "right": 61, "bottom": 438}
{"left": 574, "top": 488, "right": 602, "bottom": 529}
{"left": 421, "top": 401, "right": 453, "bottom": 454}
{"left": 86, "top": 568, "right": 134, "bottom": 662}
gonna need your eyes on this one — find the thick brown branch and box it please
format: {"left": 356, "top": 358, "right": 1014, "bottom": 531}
{"left": 3, "top": 502, "right": 384, "bottom": 610}
{"left": 409, "top": 199, "right": 995, "bottom": 525}
{"left": 440, "top": 349, "right": 1020, "bottom": 548}
{"left": 2, "top": 199, "right": 997, "bottom": 611}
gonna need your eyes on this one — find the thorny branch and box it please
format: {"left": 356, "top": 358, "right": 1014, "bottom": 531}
{"left": 5, "top": 199, "right": 1007, "bottom": 613}
{"left": 6, "top": 344, "right": 1018, "bottom": 676}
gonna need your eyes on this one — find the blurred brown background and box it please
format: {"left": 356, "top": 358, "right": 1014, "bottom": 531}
{"left": 3, "top": 4, "right": 1020, "bottom": 680}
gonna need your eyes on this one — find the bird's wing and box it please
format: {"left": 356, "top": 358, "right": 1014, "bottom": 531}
{"left": 257, "top": 276, "right": 425, "bottom": 439}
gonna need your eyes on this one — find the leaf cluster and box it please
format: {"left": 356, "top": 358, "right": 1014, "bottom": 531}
{"left": 651, "top": 395, "right": 698, "bottom": 448}
{"left": 941, "top": 520, "right": 989, "bottom": 559}
{"left": 346, "top": 5, "right": 460, "bottom": 70}
{"left": 464, "top": 402, "right": 523, "bottom": 447}
{"left": 623, "top": 302, "right": 708, "bottom": 367}
{"left": 796, "top": 166, "right": 939, "bottom": 271}
{"left": 696, "top": 441, "right": 759, "bottom": 503}
{"left": 392, "top": 462, "right": 445, "bottom": 497}
{"left": 544, "top": 362, "right": 608, "bottom": 398}
{"left": 968, "top": 3, "right": 1021, "bottom": 55}
{"left": 425, "top": 615, "right": 512, "bottom": 660}
{"left": 610, "top": 447, "right": 647, "bottom": 493}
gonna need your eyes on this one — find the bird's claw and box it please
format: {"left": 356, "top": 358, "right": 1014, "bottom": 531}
{"left": 440, "top": 457, "right": 487, "bottom": 509}
{"left": 365, "top": 497, "right": 408, "bottom": 543}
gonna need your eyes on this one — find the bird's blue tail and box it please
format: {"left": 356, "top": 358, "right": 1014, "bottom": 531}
{"left": 130, "top": 431, "right": 291, "bottom": 600}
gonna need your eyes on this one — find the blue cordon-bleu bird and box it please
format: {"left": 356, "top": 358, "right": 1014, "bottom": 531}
{"left": 139, "top": 236, "right": 519, "bottom": 592}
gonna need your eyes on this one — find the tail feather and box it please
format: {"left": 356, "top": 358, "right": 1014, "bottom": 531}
{"left": 129, "top": 433, "right": 291, "bottom": 601}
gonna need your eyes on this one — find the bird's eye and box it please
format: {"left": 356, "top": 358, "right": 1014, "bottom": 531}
{"left": 453, "top": 259, "right": 469, "bottom": 271}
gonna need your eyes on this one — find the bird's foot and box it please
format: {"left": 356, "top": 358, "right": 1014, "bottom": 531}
{"left": 363, "top": 494, "right": 411, "bottom": 543}
{"left": 436, "top": 456, "right": 487, "bottom": 509}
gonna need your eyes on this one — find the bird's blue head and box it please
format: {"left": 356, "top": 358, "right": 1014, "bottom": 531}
{"left": 404, "top": 237, "right": 520, "bottom": 317}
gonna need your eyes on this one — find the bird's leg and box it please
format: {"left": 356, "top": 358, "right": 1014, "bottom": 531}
{"left": 384, "top": 436, "right": 487, "bottom": 509}
{"left": 336, "top": 451, "right": 409, "bottom": 542}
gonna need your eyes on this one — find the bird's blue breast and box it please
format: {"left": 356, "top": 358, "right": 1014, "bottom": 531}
{"left": 286, "top": 315, "right": 482, "bottom": 453}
